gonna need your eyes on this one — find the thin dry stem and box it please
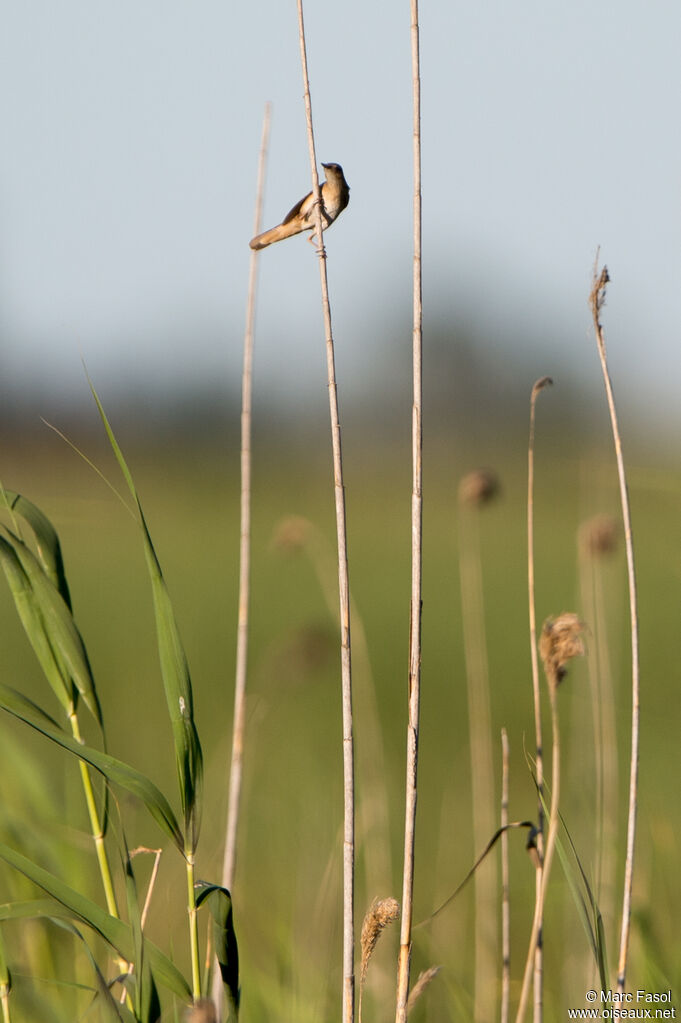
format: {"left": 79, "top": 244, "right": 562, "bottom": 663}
{"left": 458, "top": 481, "right": 498, "bottom": 1023}
{"left": 120, "top": 847, "right": 162, "bottom": 1004}
{"left": 296, "top": 5, "right": 355, "bottom": 1021}
{"left": 526, "top": 375, "right": 552, "bottom": 1021}
{"left": 213, "top": 102, "right": 271, "bottom": 1016}
{"left": 579, "top": 516, "right": 619, "bottom": 931}
{"left": 396, "top": 2, "right": 423, "bottom": 1020}
{"left": 589, "top": 261, "right": 640, "bottom": 994}
{"left": 222, "top": 101, "right": 271, "bottom": 891}
{"left": 515, "top": 616, "right": 584, "bottom": 1023}
{"left": 501, "top": 729, "right": 510, "bottom": 1023}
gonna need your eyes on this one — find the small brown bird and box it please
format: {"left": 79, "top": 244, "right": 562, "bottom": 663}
{"left": 249, "top": 162, "right": 350, "bottom": 250}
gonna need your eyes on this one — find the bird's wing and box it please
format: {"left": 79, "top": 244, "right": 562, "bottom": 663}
{"left": 282, "top": 190, "right": 314, "bottom": 224}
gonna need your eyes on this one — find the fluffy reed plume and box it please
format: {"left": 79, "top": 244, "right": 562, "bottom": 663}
{"left": 360, "top": 897, "right": 400, "bottom": 985}
{"left": 406, "top": 966, "right": 441, "bottom": 1013}
{"left": 185, "top": 998, "right": 217, "bottom": 1022}
{"left": 539, "top": 613, "right": 585, "bottom": 689}
{"left": 359, "top": 898, "right": 400, "bottom": 1023}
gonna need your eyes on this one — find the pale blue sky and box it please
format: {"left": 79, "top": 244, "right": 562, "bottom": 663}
{"left": 1, "top": 2, "right": 679, "bottom": 430}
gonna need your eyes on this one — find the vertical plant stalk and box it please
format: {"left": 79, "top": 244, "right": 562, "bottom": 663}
{"left": 68, "top": 711, "right": 119, "bottom": 920}
{"left": 516, "top": 614, "right": 583, "bottom": 1023}
{"left": 501, "top": 729, "right": 510, "bottom": 1023}
{"left": 588, "top": 264, "right": 640, "bottom": 993}
{"left": 526, "top": 376, "right": 552, "bottom": 1021}
{"left": 186, "top": 852, "right": 201, "bottom": 999}
{"left": 296, "top": 5, "right": 355, "bottom": 1021}
{"left": 213, "top": 101, "right": 271, "bottom": 1022}
{"left": 222, "top": 102, "right": 271, "bottom": 892}
{"left": 578, "top": 517, "right": 619, "bottom": 934}
{"left": 0, "top": 927, "right": 11, "bottom": 1023}
{"left": 514, "top": 673, "right": 562, "bottom": 1023}
{"left": 396, "top": 1, "right": 422, "bottom": 1020}
{"left": 458, "top": 496, "right": 497, "bottom": 1023}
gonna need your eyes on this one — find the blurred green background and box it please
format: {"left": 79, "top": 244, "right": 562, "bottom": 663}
{"left": 0, "top": 380, "right": 679, "bottom": 1019}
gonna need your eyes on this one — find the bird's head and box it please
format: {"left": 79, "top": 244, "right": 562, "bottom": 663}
{"left": 322, "top": 162, "right": 344, "bottom": 178}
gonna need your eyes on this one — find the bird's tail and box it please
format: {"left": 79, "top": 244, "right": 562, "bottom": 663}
{"left": 249, "top": 221, "right": 305, "bottom": 250}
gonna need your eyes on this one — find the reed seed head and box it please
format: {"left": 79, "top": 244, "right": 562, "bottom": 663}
{"left": 458, "top": 468, "right": 500, "bottom": 507}
{"left": 580, "top": 514, "right": 619, "bottom": 557}
{"left": 539, "top": 613, "right": 585, "bottom": 689}
{"left": 360, "top": 896, "right": 400, "bottom": 986}
{"left": 406, "top": 966, "right": 442, "bottom": 1012}
{"left": 531, "top": 376, "right": 553, "bottom": 399}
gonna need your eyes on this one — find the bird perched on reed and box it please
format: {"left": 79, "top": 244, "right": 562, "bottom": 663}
{"left": 249, "top": 162, "right": 349, "bottom": 250}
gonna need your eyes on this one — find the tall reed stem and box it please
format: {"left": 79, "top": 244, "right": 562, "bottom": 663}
{"left": 222, "top": 102, "right": 271, "bottom": 893}
{"left": 69, "top": 711, "right": 119, "bottom": 919}
{"left": 526, "top": 376, "right": 552, "bottom": 1020}
{"left": 514, "top": 676, "right": 562, "bottom": 1023}
{"left": 588, "top": 263, "right": 640, "bottom": 993}
{"left": 396, "top": 1, "right": 422, "bottom": 1019}
{"left": 458, "top": 494, "right": 497, "bottom": 1022}
{"left": 213, "top": 104, "right": 271, "bottom": 1019}
{"left": 501, "top": 728, "right": 510, "bottom": 1023}
{"left": 186, "top": 851, "right": 201, "bottom": 999}
{"left": 296, "top": 5, "right": 354, "bottom": 1021}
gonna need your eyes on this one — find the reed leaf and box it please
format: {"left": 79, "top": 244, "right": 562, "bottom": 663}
{"left": 2, "top": 490, "right": 72, "bottom": 610}
{"left": 0, "top": 925, "right": 10, "bottom": 1000}
{"left": 0, "top": 531, "right": 102, "bottom": 726}
{"left": 0, "top": 684, "right": 183, "bottom": 852}
{"left": 195, "top": 882, "right": 239, "bottom": 1017}
{"left": 0, "top": 891, "right": 190, "bottom": 1003}
{"left": 89, "top": 381, "right": 203, "bottom": 851}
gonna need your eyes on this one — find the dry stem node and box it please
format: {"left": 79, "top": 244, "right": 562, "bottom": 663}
{"left": 458, "top": 468, "right": 500, "bottom": 507}
{"left": 539, "top": 613, "right": 585, "bottom": 688}
{"left": 360, "top": 897, "right": 400, "bottom": 985}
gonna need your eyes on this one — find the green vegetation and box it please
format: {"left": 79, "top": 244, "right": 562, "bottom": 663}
{"left": 0, "top": 425, "right": 679, "bottom": 1020}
